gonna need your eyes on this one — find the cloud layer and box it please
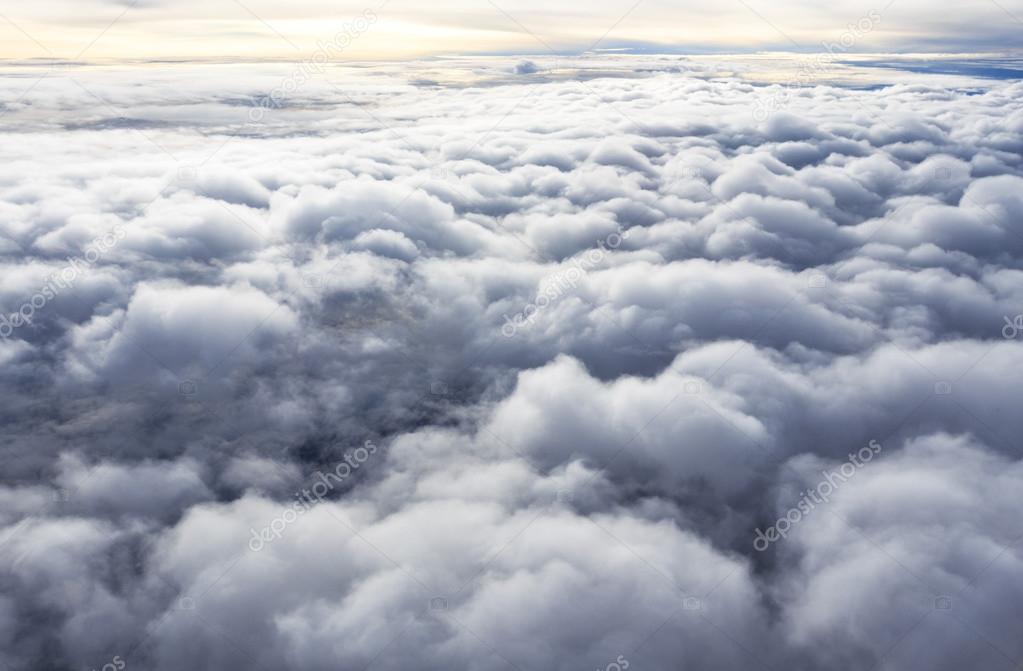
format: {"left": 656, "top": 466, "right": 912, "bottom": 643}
{"left": 1, "top": 56, "right": 1022, "bottom": 671}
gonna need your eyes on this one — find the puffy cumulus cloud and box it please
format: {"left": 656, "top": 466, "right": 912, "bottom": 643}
{"left": 123, "top": 196, "right": 269, "bottom": 261}
{"left": 140, "top": 494, "right": 766, "bottom": 671}
{"left": 484, "top": 355, "right": 772, "bottom": 498}
{"left": 64, "top": 283, "right": 298, "bottom": 387}
{"left": 54, "top": 453, "right": 212, "bottom": 521}
{"left": 773, "top": 434, "right": 1023, "bottom": 670}
{"left": 0, "top": 55, "right": 1022, "bottom": 671}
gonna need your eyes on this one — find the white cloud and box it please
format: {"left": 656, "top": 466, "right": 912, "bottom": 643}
{"left": 0, "top": 56, "right": 1021, "bottom": 671}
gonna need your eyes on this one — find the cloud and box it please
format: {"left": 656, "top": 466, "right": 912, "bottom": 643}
{"left": 0, "top": 55, "right": 1021, "bottom": 671}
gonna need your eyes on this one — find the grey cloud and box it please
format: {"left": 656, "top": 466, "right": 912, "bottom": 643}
{"left": 0, "top": 55, "right": 1021, "bottom": 671}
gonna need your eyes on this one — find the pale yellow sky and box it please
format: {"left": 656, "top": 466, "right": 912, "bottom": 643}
{"left": 0, "top": 0, "right": 1020, "bottom": 61}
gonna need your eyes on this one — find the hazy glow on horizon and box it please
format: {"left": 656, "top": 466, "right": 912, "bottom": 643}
{"left": 0, "top": 0, "right": 1021, "bottom": 61}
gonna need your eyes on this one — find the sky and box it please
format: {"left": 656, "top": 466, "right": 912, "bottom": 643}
{"left": 1, "top": 0, "right": 1022, "bottom": 61}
